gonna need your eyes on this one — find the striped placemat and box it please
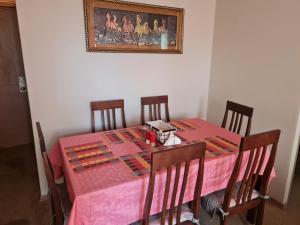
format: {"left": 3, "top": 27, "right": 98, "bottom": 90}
{"left": 117, "top": 128, "right": 143, "bottom": 141}
{"left": 216, "top": 136, "right": 239, "bottom": 147}
{"left": 102, "top": 128, "right": 145, "bottom": 145}
{"left": 204, "top": 136, "right": 239, "bottom": 158}
{"left": 133, "top": 140, "right": 151, "bottom": 152}
{"left": 170, "top": 120, "right": 199, "bottom": 131}
{"left": 102, "top": 131, "right": 124, "bottom": 144}
{"left": 64, "top": 142, "right": 118, "bottom": 172}
{"left": 72, "top": 158, "right": 119, "bottom": 172}
{"left": 127, "top": 127, "right": 145, "bottom": 138}
{"left": 120, "top": 152, "right": 151, "bottom": 176}
{"left": 65, "top": 142, "right": 107, "bottom": 155}
{"left": 133, "top": 139, "right": 164, "bottom": 152}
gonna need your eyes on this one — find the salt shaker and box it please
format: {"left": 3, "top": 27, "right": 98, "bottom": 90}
{"left": 146, "top": 131, "right": 150, "bottom": 144}
{"left": 150, "top": 132, "right": 156, "bottom": 147}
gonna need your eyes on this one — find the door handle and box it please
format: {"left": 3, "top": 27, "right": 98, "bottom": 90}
{"left": 18, "top": 76, "right": 27, "bottom": 93}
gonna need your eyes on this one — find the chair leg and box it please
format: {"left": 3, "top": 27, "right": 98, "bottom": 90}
{"left": 246, "top": 207, "right": 257, "bottom": 224}
{"left": 255, "top": 200, "right": 266, "bottom": 225}
{"left": 220, "top": 216, "right": 229, "bottom": 225}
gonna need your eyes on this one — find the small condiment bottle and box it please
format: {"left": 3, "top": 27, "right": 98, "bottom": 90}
{"left": 150, "top": 132, "right": 156, "bottom": 147}
{"left": 146, "top": 131, "right": 150, "bottom": 144}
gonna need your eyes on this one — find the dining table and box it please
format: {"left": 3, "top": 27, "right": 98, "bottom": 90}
{"left": 48, "top": 118, "right": 275, "bottom": 225}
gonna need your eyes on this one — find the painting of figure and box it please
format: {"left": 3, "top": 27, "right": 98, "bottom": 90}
{"left": 84, "top": 0, "right": 184, "bottom": 53}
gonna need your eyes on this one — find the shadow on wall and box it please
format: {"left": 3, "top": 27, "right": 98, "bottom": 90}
{"left": 296, "top": 142, "right": 300, "bottom": 174}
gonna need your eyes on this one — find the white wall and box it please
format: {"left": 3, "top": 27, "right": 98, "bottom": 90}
{"left": 208, "top": 0, "right": 300, "bottom": 204}
{"left": 16, "top": 0, "right": 216, "bottom": 195}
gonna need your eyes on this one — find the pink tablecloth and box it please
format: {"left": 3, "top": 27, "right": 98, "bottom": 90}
{"left": 48, "top": 118, "right": 275, "bottom": 225}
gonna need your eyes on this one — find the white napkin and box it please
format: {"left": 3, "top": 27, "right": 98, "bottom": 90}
{"left": 164, "top": 133, "right": 182, "bottom": 146}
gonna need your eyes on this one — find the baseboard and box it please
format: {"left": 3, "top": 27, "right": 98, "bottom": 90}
{"left": 39, "top": 192, "right": 50, "bottom": 202}
{"left": 269, "top": 198, "right": 286, "bottom": 210}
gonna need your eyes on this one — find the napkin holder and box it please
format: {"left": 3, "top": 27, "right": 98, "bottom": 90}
{"left": 145, "top": 120, "right": 177, "bottom": 144}
{"left": 164, "top": 133, "right": 182, "bottom": 146}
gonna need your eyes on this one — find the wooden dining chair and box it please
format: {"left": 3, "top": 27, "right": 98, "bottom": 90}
{"left": 42, "top": 152, "right": 65, "bottom": 225}
{"left": 201, "top": 129, "right": 281, "bottom": 225}
{"left": 141, "top": 95, "right": 170, "bottom": 125}
{"left": 36, "top": 122, "right": 46, "bottom": 153}
{"left": 91, "top": 99, "right": 127, "bottom": 132}
{"left": 221, "top": 100, "right": 254, "bottom": 136}
{"left": 142, "top": 142, "right": 207, "bottom": 225}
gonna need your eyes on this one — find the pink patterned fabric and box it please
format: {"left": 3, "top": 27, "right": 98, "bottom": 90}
{"left": 48, "top": 118, "right": 276, "bottom": 225}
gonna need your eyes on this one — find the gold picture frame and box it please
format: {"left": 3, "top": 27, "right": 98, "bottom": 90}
{"left": 84, "top": 0, "right": 184, "bottom": 53}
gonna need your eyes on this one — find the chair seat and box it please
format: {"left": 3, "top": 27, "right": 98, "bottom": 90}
{"left": 149, "top": 204, "right": 195, "bottom": 225}
{"left": 201, "top": 183, "right": 259, "bottom": 217}
{"left": 180, "top": 221, "right": 196, "bottom": 225}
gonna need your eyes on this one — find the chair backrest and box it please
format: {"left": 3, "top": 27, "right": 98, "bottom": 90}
{"left": 36, "top": 122, "right": 46, "bottom": 153}
{"left": 42, "top": 152, "right": 64, "bottom": 225}
{"left": 222, "top": 129, "right": 281, "bottom": 212}
{"left": 141, "top": 95, "right": 170, "bottom": 125}
{"left": 90, "top": 99, "right": 126, "bottom": 132}
{"left": 142, "top": 142, "right": 207, "bottom": 225}
{"left": 221, "top": 100, "right": 254, "bottom": 136}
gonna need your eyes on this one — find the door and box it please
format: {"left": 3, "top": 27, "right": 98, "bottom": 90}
{"left": 0, "top": 6, "right": 33, "bottom": 147}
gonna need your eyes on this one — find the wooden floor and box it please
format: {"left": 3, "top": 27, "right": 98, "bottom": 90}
{"left": 0, "top": 144, "right": 51, "bottom": 225}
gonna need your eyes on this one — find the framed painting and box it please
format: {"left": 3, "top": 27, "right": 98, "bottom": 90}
{"left": 84, "top": 0, "right": 184, "bottom": 53}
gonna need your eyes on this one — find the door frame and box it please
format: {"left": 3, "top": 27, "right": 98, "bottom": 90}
{"left": 284, "top": 110, "right": 300, "bottom": 205}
